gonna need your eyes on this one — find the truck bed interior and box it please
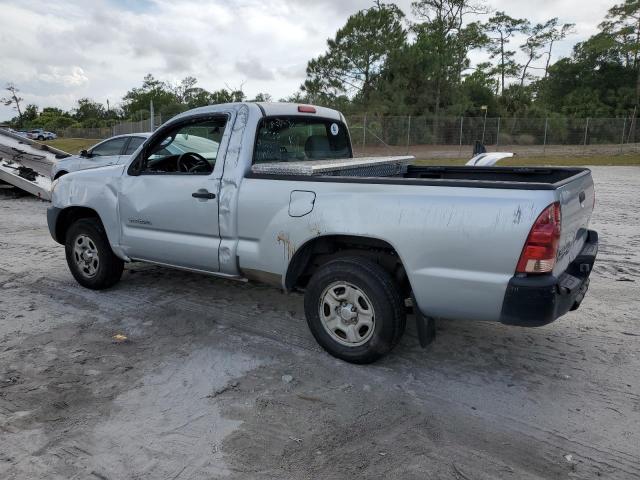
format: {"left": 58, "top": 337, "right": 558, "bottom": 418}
{"left": 404, "top": 165, "right": 588, "bottom": 185}
{"left": 247, "top": 164, "right": 591, "bottom": 190}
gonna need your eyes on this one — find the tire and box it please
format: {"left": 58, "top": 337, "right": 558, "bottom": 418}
{"left": 37, "top": 135, "right": 44, "bottom": 141}
{"left": 65, "top": 218, "right": 124, "bottom": 290}
{"left": 304, "top": 256, "right": 406, "bottom": 364}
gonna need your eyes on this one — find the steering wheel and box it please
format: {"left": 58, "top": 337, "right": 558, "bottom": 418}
{"left": 176, "top": 152, "right": 209, "bottom": 173}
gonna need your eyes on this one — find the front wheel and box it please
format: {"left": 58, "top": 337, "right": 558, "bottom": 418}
{"left": 304, "top": 256, "right": 406, "bottom": 364}
{"left": 65, "top": 218, "right": 124, "bottom": 290}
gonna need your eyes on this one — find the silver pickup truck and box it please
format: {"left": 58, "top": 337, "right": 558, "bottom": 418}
{"left": 47, "top": 102, "right": 598, "bottom": 363}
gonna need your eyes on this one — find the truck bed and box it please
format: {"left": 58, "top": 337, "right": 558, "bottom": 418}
{"left": 403, "top": 165, "right": 590, "bottom": 189}
{"left": 248, "top": 163, "right": 590, "bottom": 191}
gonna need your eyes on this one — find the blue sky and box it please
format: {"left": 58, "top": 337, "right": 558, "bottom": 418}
{"left": 0, "top": 0, "right": 616, "bottom": 121}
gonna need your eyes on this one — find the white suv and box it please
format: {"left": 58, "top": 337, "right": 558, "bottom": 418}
{"left": 27, "top": 129, "right": 57, "bottom": 141}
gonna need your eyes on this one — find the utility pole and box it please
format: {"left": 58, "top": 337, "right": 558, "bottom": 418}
{"left": 406, "top": 115, "right": 411, "bottom": 154}
{"left": 150, "top": 100, "right": 155, "bottom": 131}
{"left": 362, "top": 113, "right": 367, "bottom": 149}
{"left": 458, "top": 116, "right": 464, "bottom": 156}
{"left": 627, "top": 105, "right": 637, "bottom": 144}
{"left": 583, "top": 117, "right": 590, "bottom": 153}
{"left": 481, "top": 106, "right": 488, "bottom": 144}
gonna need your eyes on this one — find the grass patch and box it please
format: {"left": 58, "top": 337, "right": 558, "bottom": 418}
{"left": 45, "top": 138, "right": 102, "bottom": 154}
{"left": 414, "top": 154, "right": 640, "bottom": 167}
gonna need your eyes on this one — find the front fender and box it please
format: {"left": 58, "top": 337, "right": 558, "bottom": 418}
{"left": 50, "top": 165, "right": 125, "bottom": 257}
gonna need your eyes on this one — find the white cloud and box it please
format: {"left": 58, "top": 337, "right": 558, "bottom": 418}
{"left": 235, "top": 57, "right": 276, "bottom": 81}
{"left": 0, "top": 0, "right": 618, "bottom": 120}
{"left": 38, "top": 66, "right": 89, "bottom": 87}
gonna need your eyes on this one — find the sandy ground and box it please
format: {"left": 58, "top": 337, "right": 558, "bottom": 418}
{"left": 0, "top": 167, "right": 639, "bottom": 479}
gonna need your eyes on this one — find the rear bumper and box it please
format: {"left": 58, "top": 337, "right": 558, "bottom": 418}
{"left": 500, "top": 230, "right": 598, "bottom": 327}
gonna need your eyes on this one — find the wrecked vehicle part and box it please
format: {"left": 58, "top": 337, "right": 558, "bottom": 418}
{"left": 466, "top": 152, "right": 515, "bottom": 166}
{"left": 0, "top": 128, "right": 62, "bottom": 200}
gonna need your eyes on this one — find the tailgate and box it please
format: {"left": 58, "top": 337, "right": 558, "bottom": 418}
{"left": 554, "top": 170, "right": 595, "bottom": 276}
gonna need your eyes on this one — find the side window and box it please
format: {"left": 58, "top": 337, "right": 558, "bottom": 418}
{"left": 124, "top": 136, "right": 145, "bottom": 155}
{"left": 91, "top": 137, "right": 128, "bottom": 157}
{"left": 254, "top": 117, "right": 351, "bottom": 164}
{"left": 136, "top": 117, "right": 226, "bottom": 175}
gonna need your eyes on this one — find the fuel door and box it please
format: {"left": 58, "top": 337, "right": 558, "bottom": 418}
{"left": 289, "top": 190, "right": 316, "bottom": 217}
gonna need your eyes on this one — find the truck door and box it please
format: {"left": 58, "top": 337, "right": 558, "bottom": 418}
{"left": 118, "top": 115, "right": 229, "bottom": 272}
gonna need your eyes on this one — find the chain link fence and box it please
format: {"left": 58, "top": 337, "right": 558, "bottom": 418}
{"left": 57, "top": 114, "right": 640, "bottom": 158}
{"left": 346, "top": 115, "right": 640, "bottom": 158}
{"left": 58, "top": 115, "right": 165, "bottom": 139}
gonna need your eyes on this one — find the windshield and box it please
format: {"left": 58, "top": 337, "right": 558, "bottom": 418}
{"left": 254, "top": 117, "right": 351, "bottom": 164}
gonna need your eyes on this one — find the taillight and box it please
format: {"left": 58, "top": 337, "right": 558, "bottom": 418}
{"left": 516, "top": 202, "right": 562, "bottom": 274}
{"left": 298, "top": 105, "right": 316, "bottom": 113}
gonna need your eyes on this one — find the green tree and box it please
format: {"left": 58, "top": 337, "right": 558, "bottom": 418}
{"left": 484, "top": 12, "right": 528, "bottom": 94}
{"left": 209, "top": 88, "right": 246, "bottom": 104}
{"left": 540, "top": 19, "right": 574, "bottom": 78}
{"left": 534, "top": 2, "right": 636, "bottom": 117}
{"left": 303, "top": 1, "right": 406, "bottom": 106}
{"left": 22, "top": 104, "right": 38, "bottom": 123}
{"left": 122, "top": 74, "right": 179, "bottom": 119}
{"left": 456, "top": 63, "right": 498, "bottom": 115}
{"left": 600, "top": 0, "right": 640, "bottom": 106}
{"left": 250, "top": 93, "right": 273, "bottom": 102}
{"left": 172, "top": 76, "right": 199, "bottom": 104}
{"left": 38, "top": 107, "right": 76, "bottom": 131}
{"left": 74, "top": 98, "right": 106, "bottom": 126}
{"left": 411, "top": 0, "right": 488, "bottom": 117}
{"left": 519, "top": 22, "right": 548, "bottom": 86}
{"left": 2, "top": 83, "right": 24, "bottom": 126}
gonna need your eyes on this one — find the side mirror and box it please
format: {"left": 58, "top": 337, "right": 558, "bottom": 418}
{"left": 80, "top": 149, "right": 89, "bottom": 157}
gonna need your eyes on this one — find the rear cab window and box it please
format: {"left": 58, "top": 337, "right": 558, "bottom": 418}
{"left": 253, "top": 116, "right": 351, "bottom": 164}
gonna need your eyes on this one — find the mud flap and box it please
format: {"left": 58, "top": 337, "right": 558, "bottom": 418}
{"left": 412, "top": 294, "right": 436, "bottom": 348}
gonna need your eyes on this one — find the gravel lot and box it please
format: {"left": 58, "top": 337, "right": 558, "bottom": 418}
{"left": 1, "top": 166, "right": 639, "bottom": 479}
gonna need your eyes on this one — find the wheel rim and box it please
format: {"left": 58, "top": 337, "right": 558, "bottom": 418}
{"left": 318, "top": 282, "right": 375, "bottom": 347}
{"left": 73, "top": 234, "right": 100, "bottom": 278}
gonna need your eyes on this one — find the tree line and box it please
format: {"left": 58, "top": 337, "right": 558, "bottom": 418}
{"left": 3, "top": 0, "right": 639, "bottom": 132}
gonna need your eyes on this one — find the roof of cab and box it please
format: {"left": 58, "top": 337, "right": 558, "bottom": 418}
{"left": 169, "top": 102, "right": 343, "bottom": 124}
{"left": 256, "top": 102, "right": 342, "bottom": 120}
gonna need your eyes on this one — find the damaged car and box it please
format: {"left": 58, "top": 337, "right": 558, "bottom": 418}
{"left": 47, "top": 102, "right": 598, "bottom": 363}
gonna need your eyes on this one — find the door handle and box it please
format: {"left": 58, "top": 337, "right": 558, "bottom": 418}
{"left": 192, "top": 191, "right": 216, "bottom": 199}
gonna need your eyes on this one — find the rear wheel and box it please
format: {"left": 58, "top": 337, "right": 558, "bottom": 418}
{"left": 65, "top": 218, "right": 124, "bottom": 290}
{"left": 304, "top": 256, "right": 406, "bottom": 364}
